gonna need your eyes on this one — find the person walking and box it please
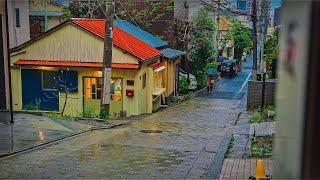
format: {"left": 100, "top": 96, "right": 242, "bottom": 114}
{"left": 206, "top": 75, "right": 214, "bottom": 93}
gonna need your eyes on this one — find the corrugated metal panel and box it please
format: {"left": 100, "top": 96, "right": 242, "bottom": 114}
{"left": 161, "top": 48, "right": 186, "bottom": 58}
{"left": 14, "top": 60, "right": 140, "bottom": 69}
{"left": 71, "top": 18, "right": 162, "bottom": 61}
{"left": 114, "top": 20, "right": 168, "bottom": 48}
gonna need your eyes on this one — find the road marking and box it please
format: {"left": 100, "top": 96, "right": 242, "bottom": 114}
{"left": 238, "top": 71, "right": 252, "bottom": 94}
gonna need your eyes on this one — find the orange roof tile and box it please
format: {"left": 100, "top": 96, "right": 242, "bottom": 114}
{"left": 71, "top": 18, "right": 162, "bottom": 61}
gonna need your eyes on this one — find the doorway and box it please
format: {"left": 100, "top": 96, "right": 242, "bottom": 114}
{"left": 83, "top": 77, "right": 102, "bottom": 117}
{"left": 83, "top": 77, "right": 123, "bottom": 118}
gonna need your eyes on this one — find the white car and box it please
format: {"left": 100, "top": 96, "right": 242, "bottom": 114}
{"left": 179, "top": 69, "right": 198, "bottom": 90}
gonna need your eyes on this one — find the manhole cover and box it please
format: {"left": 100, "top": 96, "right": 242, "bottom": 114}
{"left": 140, "top": 130, "right": 163, "bottom": 134}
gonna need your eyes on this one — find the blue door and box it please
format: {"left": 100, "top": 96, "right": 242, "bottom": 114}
{"left": 21, "top": 69, "right": 59, "bottom": 111}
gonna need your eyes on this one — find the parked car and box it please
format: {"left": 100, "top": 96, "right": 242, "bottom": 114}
{"left": 179, "top": 69, "right": 198, "bottom": 90}
{"left": 221, "top": 60, "right": 238, "bottom": 78}
{"left": 217, "top": 56, "right": 228, "bottom": 72}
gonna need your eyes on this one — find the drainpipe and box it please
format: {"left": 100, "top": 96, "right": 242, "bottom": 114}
{"left": 5, "top": 0, "right": 14, "bottom": 123}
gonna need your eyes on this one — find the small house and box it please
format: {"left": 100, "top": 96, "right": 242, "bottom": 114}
{"left": 10, "top": 18, "right": 167, "bottom": 118}
{"left": 114, "top": 20, "right": 185, "bottom": 102}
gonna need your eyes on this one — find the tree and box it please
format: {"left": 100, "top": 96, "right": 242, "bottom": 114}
{"left": 264, "top": 29, "right": 279, "bottom": 64}
{"left": 218, "top": 29, "right": 233, "bottom": 56}
{"left": 188, "top": 7, "right": 217, "bottom": 88}
{"left": 116, "top": 0, "right": 174, "bottom": 30}
{"left": 63, "top": 0, "right": 106, "bottom": 19}
{"left": 231, "top": 22, "right": 252, "bottom": 62}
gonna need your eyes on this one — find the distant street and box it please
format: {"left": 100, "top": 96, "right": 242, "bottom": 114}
{"left": 208, "top": 56, "right": 252, "bottom": 101}
{"left": 0, "top": 58, "right": 253, "bottom": 179}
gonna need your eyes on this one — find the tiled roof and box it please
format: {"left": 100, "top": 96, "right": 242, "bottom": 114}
{"left": 148, "top": 62, "right": 162, "bottom": 69}
{"left": 14, "top": 60, "right": 140, "bottom": 69}
{"left": 114, "top": 20, "right": 168, "bottom": 48}
{"left": 161, "top": 48, "right": 185, "bottom": 58}
{"left": 71, "top": 18, "right": 162, "bottom": 61}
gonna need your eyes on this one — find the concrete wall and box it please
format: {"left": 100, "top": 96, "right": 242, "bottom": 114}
{"left": 7, "top": 0, "right": 30, "bottom": 48}
{"left": 247, "top": 79, "right": 277, "bottom": 109}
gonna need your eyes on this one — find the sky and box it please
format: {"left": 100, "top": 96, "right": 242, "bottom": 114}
{"left": 271, "top": 0, "right": 283, "bottom": 9}
{"left": 228, "top": 0, "right": 283, "bottom": 10}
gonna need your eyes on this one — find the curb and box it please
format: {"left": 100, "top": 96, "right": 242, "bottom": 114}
{"left": 172, "top": 86, "right": 209, "bottom": 106}
{"left": 208, "top": 135, "right": 232, "bottom": 179}
{"left": 0, "top": 122, "right": 130, "bottom": 160}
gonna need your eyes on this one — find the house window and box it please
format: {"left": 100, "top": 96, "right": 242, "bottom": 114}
{"left": 127, "top": 80, "right": 134, "bottom": 86}
{"left": 84, "top": 78, "right": 102, "bottom": 100}
{"left": 15, "top": 8, "right": 20, "bottom": 27}
{"left": 142, "top": 73, "right": 146, "bottom": 89}
{"left": 30, "top": 16, "right": 45, "bottom": 38}
{"left": 42, "top": 71, "right": 58, "bottom": 91}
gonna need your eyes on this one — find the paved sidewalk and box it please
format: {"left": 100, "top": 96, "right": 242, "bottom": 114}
{"left": 219, "top": 158, "right": 273, "bottom": 180}
{"left": 0, "top": 114, "right": 94, "bottom": 156}
{"left": 249, "top": 122, "right": 277, "bottom": 136}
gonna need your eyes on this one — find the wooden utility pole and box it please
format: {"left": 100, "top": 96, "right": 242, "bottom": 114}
{"left": 216, "top": 0, "right": 220, "bottom": 58}
{"left": 251, "top": 0, "right": 258, "bottom": 80}
{"left": 102, "top": 0, "right": 114, "bottom": 113}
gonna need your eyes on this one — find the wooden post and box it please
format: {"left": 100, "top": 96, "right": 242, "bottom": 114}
{"left": 102, "top": 0, "right": 114, "bottom": 114}
{"left": 261, "top": 72, "right": 266, "bottom": 113}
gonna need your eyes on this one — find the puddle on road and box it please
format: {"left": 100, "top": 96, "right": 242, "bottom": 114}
{"left": 73, "top": 143, "right": 196, "bottom": 178}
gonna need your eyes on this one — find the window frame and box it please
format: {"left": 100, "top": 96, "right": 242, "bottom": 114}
{"left": 15, "top": 8, "right": 20, "bottom": 27}
{"left": 41, "top": 70, "right": 58, "bottom": 92}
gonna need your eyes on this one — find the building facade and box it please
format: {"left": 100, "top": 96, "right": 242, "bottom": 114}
{"left": 29, "top": 0, "right": 64, "bottom": 38}
{"left": 6, "top": 0, "right": 30, "bottom": 48}
{"left": 10, "top": 18, "right": 170, "bottom": 118}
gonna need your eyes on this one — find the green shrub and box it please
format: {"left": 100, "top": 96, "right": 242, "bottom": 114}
{"left": 224, "top": 135, "right": 235, "bottom": 158}
{"left": 83, "top": 109, "right": 99, "bottom": 118}
{"left": 171, "top": 96, "right": 178, "bottom": 104}
{"left": 179, "top": 76, "right": 189, "bottom": 94}
{"left": 250, "top": 136, "right": 273, "bottom": 158}
{"left": 195, "top": 70, "right": 206, "bottom": 88}
{"left": 99, "top": 108, "right": 109, "bottom": 119}
{"left": 43, "top": 112, "right": 73, "bottom": 121}
{"left": 24, "top": 104, "right": 39, "bottom": 110}
{"left": 206, "top": 61, "right": 218, "bottom": 69}
{"left": 249, "top": 112, "right": 263, "bottom": 124}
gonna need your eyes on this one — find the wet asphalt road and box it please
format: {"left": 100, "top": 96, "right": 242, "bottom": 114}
{"left": 208, "top": 56, "right": 252, "bottom": 101}
{"left": 0, "top": 58, "right": 252, "bottom": 179}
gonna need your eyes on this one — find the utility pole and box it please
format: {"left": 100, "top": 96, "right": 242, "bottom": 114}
{"left": 102, "top": 0, "right": 114, "bottom": 114}
{"left": 216, "top": 0, "right": 220, "bottom": 58}
{"left": 251, "top": 0, "right": 258, "bottom": 80}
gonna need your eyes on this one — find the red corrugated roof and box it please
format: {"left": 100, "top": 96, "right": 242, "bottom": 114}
{"left": 148, "top": 62, "right": 162, "bottom": 69}
{"left": 71, "top": 18, "right": 162, "bottom": 61}
{"left": 14, "top": 60, "right": 140, "bottom": 69}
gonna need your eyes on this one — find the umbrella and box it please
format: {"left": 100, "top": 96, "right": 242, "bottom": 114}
{"left": 206, "top": 68, "right": 218, "bottom": 75}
